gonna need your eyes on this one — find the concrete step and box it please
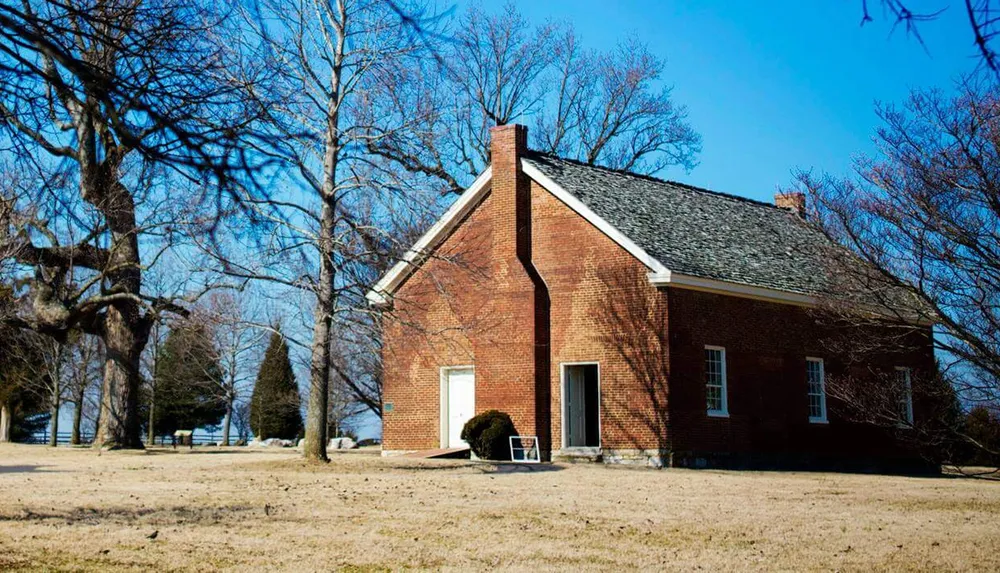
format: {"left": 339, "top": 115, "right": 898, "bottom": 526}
{"left": 553, "top": 448, "right": 603, "bottom": 463}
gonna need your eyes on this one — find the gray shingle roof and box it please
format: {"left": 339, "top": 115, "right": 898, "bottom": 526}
{"left": 523, "top": 151, "right": 833, "bottom": 295}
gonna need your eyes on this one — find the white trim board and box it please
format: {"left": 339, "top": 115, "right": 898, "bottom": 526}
{"left": 647, "top": 271, "right": 817, "bottom": 306}
{"left": 366, "top": 167, "right": 492, "bottom": 306}
{"left": 520, "top": 160, "right": 669, "bottom": 275}
{"left": 523, "top": 160, "right": 819, "bottom": 307}
{"left": 364, "top": 158, "right": 823, "bottom": 309}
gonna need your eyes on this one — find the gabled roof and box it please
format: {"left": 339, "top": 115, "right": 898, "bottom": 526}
{"left": 522, "top": 152, "right": 832, "bottom": 296}
{"left": 368, "top": 151, "right": 834, "bottom": 307}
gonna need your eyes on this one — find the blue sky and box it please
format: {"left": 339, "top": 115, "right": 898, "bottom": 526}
{"left": 463, "top": 0, "right": 978, "bottom": 202}
{"left": 47, "top": 2, "right": 982, "bottom": 443}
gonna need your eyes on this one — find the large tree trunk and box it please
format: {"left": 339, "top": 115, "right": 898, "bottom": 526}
{"left": 48, "top": 393, "right": 60, "bottom": 447}
{"left": 70, "top": 387, "right": 84, "bottom": 445}
{"left": 304, "top": 201, "right": 335, "bottom": 462}
{"left": 95, "top": 303, "right": 146, "bottom": 449}
{"left": 89, "top": 176, "right": 148, "bottom": 450}
{"left": 302, "top": 35, "right": 344, "bottom": 461}
{"left": 0, "top": 400, "right": 11, "bottom": 443}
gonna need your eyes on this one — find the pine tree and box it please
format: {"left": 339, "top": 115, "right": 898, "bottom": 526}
{"left": 250, "top": 331, "right": 302, "bottom": 440}
{"left": 151, "top": 322, "right": 226, "bottom": 437}
{"left": 0, "top": 285, "right": 48, "bottom": 442}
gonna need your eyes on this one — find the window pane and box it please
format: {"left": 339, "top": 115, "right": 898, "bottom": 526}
{"left": 896, "top": 368, "right": 913, "bottom": 424}
{"left": 705, "top": 348, "right": 726, "bottom": 414}
{"left": 807, "top": 359, "right": 826, "bottom": 421}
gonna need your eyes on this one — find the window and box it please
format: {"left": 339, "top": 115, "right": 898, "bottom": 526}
{"left": 895, "top": 367, "right": 914, "bottom": 426}
{"left": 705, "top": 346, "right": 728, "bottom": 417}
{"left": 807, "top": 358, "right": 827, "bottom": 423}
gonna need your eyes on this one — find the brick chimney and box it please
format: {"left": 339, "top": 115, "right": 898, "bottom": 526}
{"left": 775, "top": 192, "right": 806, "bottom": 218}
{"left": 477, "top": 123, "right": 551, "bottom": 459}
{"left": 489, "top": 123, "right": 530, "bottom": 265}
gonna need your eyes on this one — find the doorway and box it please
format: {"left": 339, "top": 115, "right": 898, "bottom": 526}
{"left": 440, "top": 367, "right": 475, "bottom": 448}
{"left": 562, "top": 363, "right": 600, "bottom": 448}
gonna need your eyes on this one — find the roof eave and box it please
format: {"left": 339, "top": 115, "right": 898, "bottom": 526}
{"left": 367, "top": 156, "right": 838, "bottom": 311}
{"left": 647, "top": 270, "right": 817, "bottom": 306}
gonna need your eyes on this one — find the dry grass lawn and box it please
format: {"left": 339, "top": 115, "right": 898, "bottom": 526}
{"left": 0, "top": 444, "right": 998, "bottom": 571}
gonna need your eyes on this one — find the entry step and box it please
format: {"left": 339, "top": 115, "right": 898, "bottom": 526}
{"left": 554, "top": 448, "right": 603, "bottom": 463}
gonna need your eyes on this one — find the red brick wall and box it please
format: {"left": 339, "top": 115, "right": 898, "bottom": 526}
{"left": 529, "top": 181, "right": 669, "bottom": 453}
{"left": 380, "top": 191, "right": 490, "bottom": 451}
{"left": 381, "top": 124, "right": 936, "bottom": 467}
{"left": 665, "top": 288, "right": 936, "bottom": 466}
{"left": 382, "top": 167, "right": 673, "bottom": 455}
{"left": 382, "top": 125, "right": 548, "bottom": 452}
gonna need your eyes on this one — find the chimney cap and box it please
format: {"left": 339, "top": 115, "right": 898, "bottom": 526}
{"left": 774, "top": 192, "right": 806, "bottom": 218}
{"left": 489, "top": 123, "right": 528, "bottom": 160}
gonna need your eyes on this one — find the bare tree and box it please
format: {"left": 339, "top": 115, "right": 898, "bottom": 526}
{"left": 0, "top": 1, "right": 260, "bottom": 448}
{"left": 219, "top": 0, "right": 443, "bottom": 461}
{"left": 140, "top": 315, "right": 167, "bottom": 445}
{"left": 202, "top": 290, "right": 265, "bottom": 446}
{"left": 231, "top": 399, "right": 252, "bottom": 444}
{"left": 35, "top": 335, "right": 68, "bottom": 447}
{"left": 327, "top": 377, "right": 365, "bottom": 439}
{"left": 792, "top": 74, "right": 1000, "bottom": 461}
{"left": 860, "top": 1, "right": 1000, "bottom": 75}
{"left": 367, "top": 3, "right": 701, "bottom": 194}
{"left": 67, "top": 334, "right": 102, "bottom": 445}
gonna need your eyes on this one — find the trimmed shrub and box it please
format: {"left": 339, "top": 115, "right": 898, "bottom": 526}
{"left": 461, "top": 410, "right": 516, "bottom": 461}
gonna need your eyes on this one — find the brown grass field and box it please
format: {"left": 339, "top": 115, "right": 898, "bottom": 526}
{"left": 0, "top": 444, "right": 998, "bottom": 571}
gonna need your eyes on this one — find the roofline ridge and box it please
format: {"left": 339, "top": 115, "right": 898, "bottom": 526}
{"left": 523, "top": 149, "right": 782, "bottom": 210}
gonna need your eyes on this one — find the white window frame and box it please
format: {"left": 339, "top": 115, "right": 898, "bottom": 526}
{"left": 705, "top": 346, "right": 729, "bottom": 417}
{"left": 895, "top": 367, "right": 914, "bottom": 426}
{"left": 806, "top": 357, "right": 828, "bottom": 424}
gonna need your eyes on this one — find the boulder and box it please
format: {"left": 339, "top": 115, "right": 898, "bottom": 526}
{"left": 249, "top": 438, "right": 294, "bottom": 447}
{"left": 328, "top": 437, "right": 357, "bottom": 450}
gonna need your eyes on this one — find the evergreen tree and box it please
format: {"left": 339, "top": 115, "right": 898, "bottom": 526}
{"left": 250, "top": 331, "right": 302, "bottom": 440}
{"left": 0, "top": 286, "right": 48, "bottom": 442}
{"left": 151, "top": 322, "right": 226, "bottom": 437}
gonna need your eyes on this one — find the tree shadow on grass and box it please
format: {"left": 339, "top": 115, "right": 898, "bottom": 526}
{"left": 0, "top": 503, "right": 258, "bottom": 525}
{"left": 480, "top": 462, "right": 564, "bottom": 474}
{"left": 140, "top": 447, "right": 291, "bottom": 456}
{"left": 0, "top": 465, "right": 58, "bottom": 474}
{"left": 378, "top": 459, "right": 564, "bottom": 474}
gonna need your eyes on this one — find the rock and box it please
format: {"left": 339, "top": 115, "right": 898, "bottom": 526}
{"left": 328, "top": 437, "right": 357, "bottom": 450}
{"left": 248, "top": 438, "right": 293, "bottom": 448}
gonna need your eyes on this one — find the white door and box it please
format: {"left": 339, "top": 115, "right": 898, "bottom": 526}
{"left": 566, "top": 366, "right": 587, "bottom": 447}
{"left": 446, "top": 368, "right": 475, "bottom": 448}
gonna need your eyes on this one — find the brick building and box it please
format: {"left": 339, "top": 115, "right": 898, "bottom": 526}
{"left": 367, "top": 124, "right": 935, "bottom": 470}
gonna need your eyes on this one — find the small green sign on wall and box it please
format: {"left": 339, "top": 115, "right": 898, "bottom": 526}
{"left": 383, "top": 402, "right": 394, "bottom": 413}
